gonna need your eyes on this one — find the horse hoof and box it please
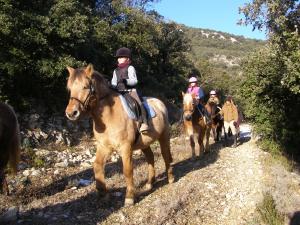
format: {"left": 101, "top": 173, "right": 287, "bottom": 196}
{"left": 168, "top": 176, "right": 175, "bottom": 184}
{"left": 97, "top": 191, "right": 109, "bottom": 202}
{"left": 145, "top": 183, "right": 153, "bottom": 191}
{"left": 124, "top": 198, "right": 134, "bottom": 206}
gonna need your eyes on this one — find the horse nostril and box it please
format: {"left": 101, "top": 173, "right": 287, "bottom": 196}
{"left": 72, "top": 110, "right": 79, "bottom": 118}
{"left": 185, "top": 115, "right": 192, "bottom": 121}
{"left": 66, "top": 110, "right": 80, "bottom": 120}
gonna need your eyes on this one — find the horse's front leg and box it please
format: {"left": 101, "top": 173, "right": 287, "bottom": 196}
{"left": 198, "top": 131, "right": 205, "bottom": 157}
{"left": 212, "top": 126, "right": 217, "bottom": 142}
{"left": 121, "top": 143, "right": 135, "bottom": 206}
{"left": 94, "top": 145, "right": 110, "bottom": 199}
{"left": 189, "top": 135, "right": 196, "bottom": 159}
{"left": 0, "top": 170, "right": 9, "bottom": 195}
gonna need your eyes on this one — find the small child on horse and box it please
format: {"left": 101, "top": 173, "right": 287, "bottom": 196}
{"left": 111, "top": 47, "right": 149, "bottom": 133}
{"left": 186, "top": 77, "right": 211, "bottom": 124}
{"left": 208, "top": 90, "right": 221, "bottom": 106}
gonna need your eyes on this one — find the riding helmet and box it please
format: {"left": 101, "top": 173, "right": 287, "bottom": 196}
{"left": 188, "top": 77, "right": 198, "bottom": 83}
{"left": 115, "top": 47, "right": 131, "bottom": 58}
{"left": 210, "top": 90, "right": 217, "bottom": 95}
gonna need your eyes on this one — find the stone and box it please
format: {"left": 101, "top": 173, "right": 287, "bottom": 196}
{"left": 22, "top": 170, "right": 30, "bottom": 177}
{"left": 31, "top": 170, "right": 41, "bottom": 176}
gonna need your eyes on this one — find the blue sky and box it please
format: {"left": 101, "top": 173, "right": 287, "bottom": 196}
{"left": 152, "top": 0, "right": 267, "bottom": 40}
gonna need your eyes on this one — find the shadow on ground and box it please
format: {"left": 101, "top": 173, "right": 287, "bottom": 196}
{"left": 7, "top": 136, "right": 251, "bottom": 225}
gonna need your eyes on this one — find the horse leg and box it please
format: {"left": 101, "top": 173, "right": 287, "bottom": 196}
{"left": 189, "top": 135, "right": 196, "bottom": 159}
{"left": 216, "top": 125, "right": 221, "bottom": 141}
{"left": 198, "top": 131, "right": 205, "bottom": 157}
{"left": 205, "top": 126, "right": 210, "bottom": 153}
{"left": 94, "top": 146, "right": 110, "bottom": 199}
{"left": 141, "top": 147, "right": 155, "bottom": 190}
{"left": 158, "top": 130, "right": 175, "bottom": 184}
{"left": 0, "top": 169, "right": 9, "bottom": 195}
{"left": 121, "top": 144, "right": 135, "bottom": 206}
{"left": 212, "top": 127, "right": 217, "bottom": 142}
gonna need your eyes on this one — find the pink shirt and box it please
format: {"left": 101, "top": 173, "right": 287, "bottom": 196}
{"left": 187, "top": 86, "right": 204, "bottom": 100}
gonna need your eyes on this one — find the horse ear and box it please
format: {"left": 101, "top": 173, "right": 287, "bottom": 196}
{"left": 85, "top": 64, "right": 94, "bottom": 78}
{"left": 181, "top": 91, "right": 185, "bottom": 97}
{"left": 66, "top": 66, "right": 75, "bottom": 76}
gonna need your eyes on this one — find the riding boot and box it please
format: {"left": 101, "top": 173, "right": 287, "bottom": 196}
{"left": 139, "top": 103, "right": 149, "bottom": 133}
{"left": 232, "top": 134, "right": 237, "bottom": 148}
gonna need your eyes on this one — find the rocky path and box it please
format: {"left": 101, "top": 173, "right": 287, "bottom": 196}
{"left": 1, "top": 124, "right": 300, "bottom": 225}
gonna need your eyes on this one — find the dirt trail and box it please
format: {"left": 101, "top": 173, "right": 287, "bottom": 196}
{"left": 1, "top": 123, "right": 300, "bottom": 225}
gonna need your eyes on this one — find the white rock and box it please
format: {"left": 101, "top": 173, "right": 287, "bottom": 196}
{"left": 22, "top": 170, "right": 30, "bottom": 176}
{"left": 31, "top": 170, "right": 41, "bottom": 176}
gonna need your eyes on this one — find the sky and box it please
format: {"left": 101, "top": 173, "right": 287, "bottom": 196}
{"left": 152, "top": 0, "right": 267, "bottom": 40}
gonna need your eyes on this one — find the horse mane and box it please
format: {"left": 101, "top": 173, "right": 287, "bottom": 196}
{"left": 67, "top": 66, "right": 109, "bottom": 91}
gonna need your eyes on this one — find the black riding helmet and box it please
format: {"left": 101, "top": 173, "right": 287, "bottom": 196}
{"left": 115, "top": 47, "right": 131, "bottom": 58}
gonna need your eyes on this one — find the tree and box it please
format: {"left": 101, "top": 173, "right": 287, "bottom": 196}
{"left": 0, "top": 0, "right": 193, "bottom": 110}
{"left": 239, "top": 0, "right": 300, "bottom": 156}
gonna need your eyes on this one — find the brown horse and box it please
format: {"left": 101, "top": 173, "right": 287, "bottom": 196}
{"left": 182, "top": 92, "right": 208, "bottom": 159}
{"left": 65, "top": 64, "right": 174, "bottom": 206}
{"left": 205, "top": 100, "right": 224, "bottom": 142}
{"left": 0, "top": 102, "right": 20, "bottom": 195}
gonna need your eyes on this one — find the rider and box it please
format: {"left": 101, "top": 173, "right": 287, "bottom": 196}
{"left": 186, "top": 76, "right": 211, "bottom": 124}
{"left": 220, "top": 96, "right": 239, "bottom": 147}
{"left": 208, "top": 90, "right": 220, "bottom": 106}
{"left": 111, "top": 47, "right": 149, "bottom": 133}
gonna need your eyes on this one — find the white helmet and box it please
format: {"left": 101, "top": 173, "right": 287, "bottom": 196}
{"left": 188, "top": 77, "right": 197, "bottom": 83}
{"left": 210, "top": 90, "right": 217, "bottom": 95}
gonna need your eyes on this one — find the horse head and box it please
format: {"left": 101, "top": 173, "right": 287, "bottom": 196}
{"left": 182, "top": 92, "right": 196, "bottom": 121}
{"left": 65, "top": 64, "right": 109, "bottom": 121}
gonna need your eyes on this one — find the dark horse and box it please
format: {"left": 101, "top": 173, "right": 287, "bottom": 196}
{"left": 205, "top": 100, "right": 224, "bottom": 142}
{"left": 65, "top": 64, "right": 174, "bottom": 206}
{"left": 0, "top": 102, "right": 20, "bottom": 195}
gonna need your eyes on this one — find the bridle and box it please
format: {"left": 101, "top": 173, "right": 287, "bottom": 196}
{"left": 183, "top": 99, "right": 196, "bottom": 116}
{"left": 70, "top": 77, "right": 95, "bottom": 111}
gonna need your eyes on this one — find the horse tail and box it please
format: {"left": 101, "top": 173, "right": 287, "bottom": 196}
{"left": 8, "top": 114, "right": 21, "bottom": 174}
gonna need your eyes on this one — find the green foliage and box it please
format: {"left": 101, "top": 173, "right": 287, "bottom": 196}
{"left": 257, "top": 193, "right": 284, "bottom": 225}
{"left": 0, "top": 0, "right": 193, "bottom": 110}
{"left": 240, "top": 0, "right": 300, "bottom": 158}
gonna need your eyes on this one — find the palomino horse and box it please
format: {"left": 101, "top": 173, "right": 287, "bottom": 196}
{"left": 65, "top": 64, "right": 174, "bottom": 206}
{"left": 182, "top": 92, "right": 208, "bottom": 159}
{"left": 205, "top": 100, "right": 224, "bottom": 142}
{"left": 0, "top": 102, "right": 20, "bottom": 195}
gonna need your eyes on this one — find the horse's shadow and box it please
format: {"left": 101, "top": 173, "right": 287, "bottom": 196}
{"left": 13, "top": 141, "right": 222, "bottom": 225}
{"left": 136, "top": 140, "right": 222, "bottom": 203}
{"left": 14, "top": 156, "right": 147, "bottom": 204}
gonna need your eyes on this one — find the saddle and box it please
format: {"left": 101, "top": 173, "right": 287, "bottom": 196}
{"left": 122, "top": 92, "right": 145, "bottom": 122}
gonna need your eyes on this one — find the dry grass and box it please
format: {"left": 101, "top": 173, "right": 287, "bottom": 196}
{"left": 257, "top": 192, "right": 284, "bottom": 225}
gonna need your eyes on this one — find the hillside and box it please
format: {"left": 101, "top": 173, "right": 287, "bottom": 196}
{"left": 182, "top": 26, "right": 266, "bottom": 70}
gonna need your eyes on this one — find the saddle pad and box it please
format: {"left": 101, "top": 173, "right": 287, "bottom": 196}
{"left": 119, "top": 95, "right": 156, "bottom": 120}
